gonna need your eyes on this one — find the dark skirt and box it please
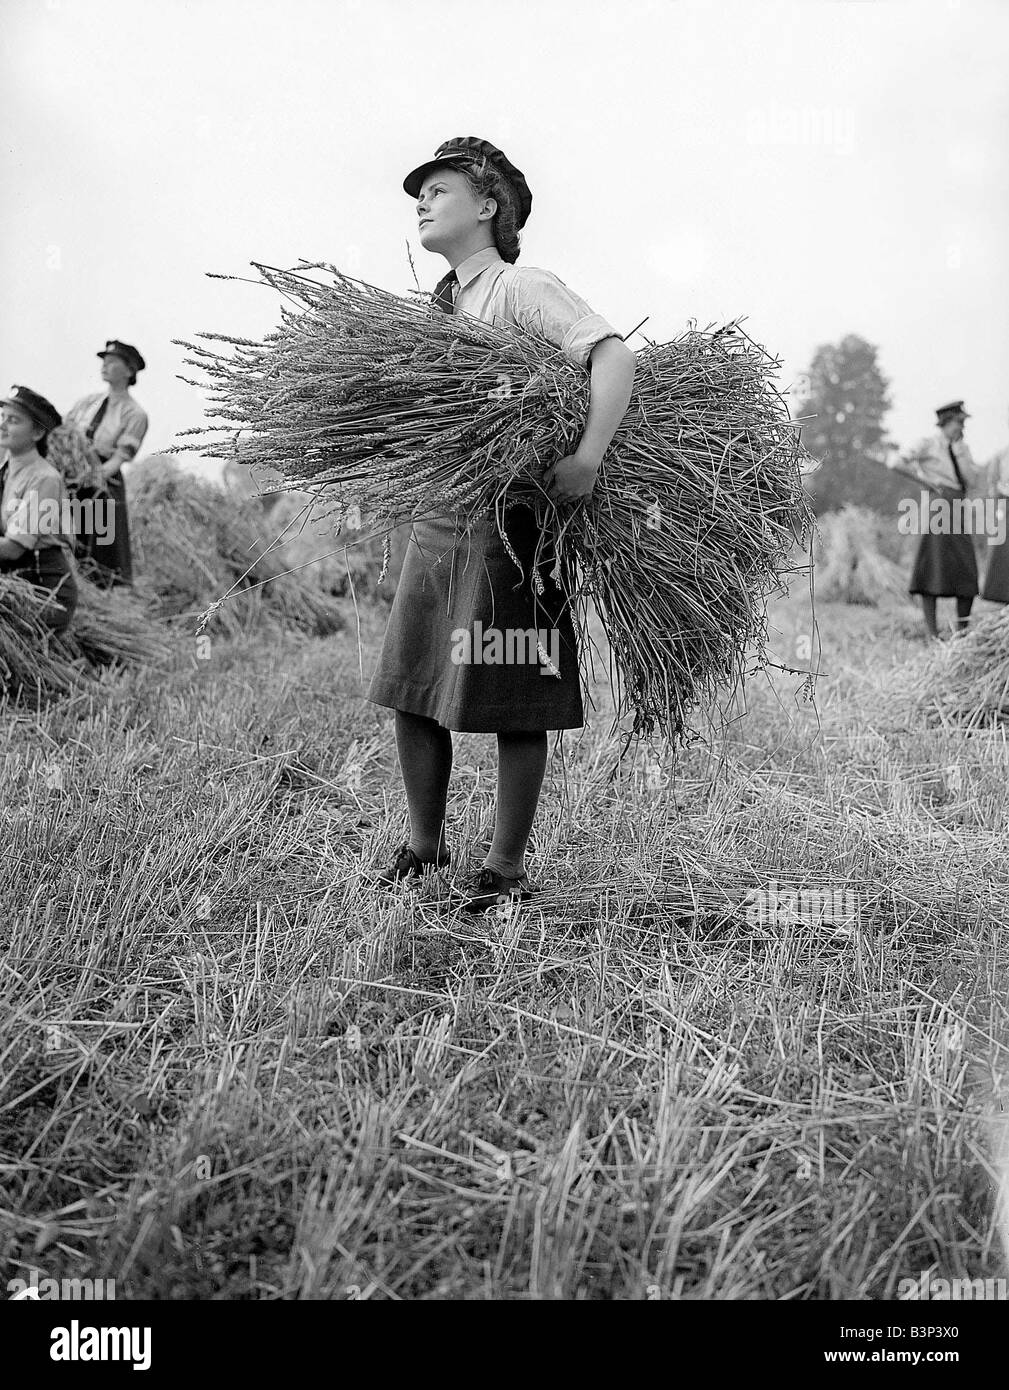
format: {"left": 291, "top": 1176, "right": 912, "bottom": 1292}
{"left": 0, "top": 544, "right": 79, "bottom": 633}
{"left": 980, "top": 510, "right": 1009, "bottom": 603}
{"left": 908, "top": 490, "right": 979, "bottom": 598}
{"left": 366, "top": 502, "right": 584, "bottom": 733}
{"left": 74, "top": 471, "right": 132, "bottom": 586}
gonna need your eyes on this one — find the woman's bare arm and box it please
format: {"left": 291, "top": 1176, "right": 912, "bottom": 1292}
{"left": 544, "top": 336, "right": 636, "bottom": 503}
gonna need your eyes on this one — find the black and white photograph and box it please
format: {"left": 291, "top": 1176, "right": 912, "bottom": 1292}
{"left": 2, "top": 0, "right": 1008, "bottom": 1352}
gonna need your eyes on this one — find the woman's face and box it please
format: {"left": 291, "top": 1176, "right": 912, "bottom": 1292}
{"left": 100, "top": 353, "right": 131, "bottom": 388}
{"left": 417, "top": 169, "right": 495, "bottom": 255}
{"left": 0, "top": 403, "right": 44, "bottom": 455}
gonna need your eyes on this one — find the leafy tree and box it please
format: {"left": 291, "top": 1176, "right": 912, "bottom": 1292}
{"left": 794, "top": 334, "right": 904, "bottom": 515}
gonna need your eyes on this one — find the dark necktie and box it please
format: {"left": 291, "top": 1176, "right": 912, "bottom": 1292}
{"left": 86, "top": 395, "right": 109, "bottom": 443}
{"left": 948, "top": 442, "right": 966, "bottom": 494}
{"left": 432, "top": 270, "right": 457, "bottom": 315}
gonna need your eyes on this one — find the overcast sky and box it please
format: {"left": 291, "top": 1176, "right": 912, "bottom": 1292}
{"left": 3, "top": 0, "right": 1007, "bottom": 467}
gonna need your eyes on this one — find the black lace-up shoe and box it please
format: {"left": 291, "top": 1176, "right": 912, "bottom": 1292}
{"left": 375, "top": 843, "right": 451, "bottom": 888}
{"left": 460, "top": 867, "right": 534, "bottom": 913}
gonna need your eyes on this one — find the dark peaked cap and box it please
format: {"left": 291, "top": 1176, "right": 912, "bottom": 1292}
{"left": 403, "top": 137, "right": 532, "bottom": 228}
{"left": 2, "top": 385, "right": 62, "bottom": 433}
{"left": 97, "top": 340, "right": 146, "bottom": 374}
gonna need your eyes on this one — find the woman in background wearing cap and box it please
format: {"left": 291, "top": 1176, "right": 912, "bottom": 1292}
{"left": 366, "top": 136, "right": 636, "bottom": 912}
{"left": 884, "top": 401, "right": 985, "bottom": 637}
{"left": 0, "top": 386, "right": 79, "bottom": 632}
{"left": 64, "top": 340, "right": 148, "bottom": 587}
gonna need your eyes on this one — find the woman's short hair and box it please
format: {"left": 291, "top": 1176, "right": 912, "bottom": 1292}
{"left": 18, "top": 412, "right": 51, "bottom": 457}
{"left": 454, "top": 155, "right": 522, "bottom": 263}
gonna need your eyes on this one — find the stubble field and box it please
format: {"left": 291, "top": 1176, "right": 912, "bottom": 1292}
{"left": 2, "top": 575, "right": 1008, "bottom": 1300}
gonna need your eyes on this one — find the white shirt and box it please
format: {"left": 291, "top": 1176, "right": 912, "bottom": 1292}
{"left": 64, "top": 391, "right": 149, "bottom": 464}
{"left": 0, "top": 454, "right": 72, "bottom": 550}
{"left": 448, "top": 247, "right": 621, "bottom": 368}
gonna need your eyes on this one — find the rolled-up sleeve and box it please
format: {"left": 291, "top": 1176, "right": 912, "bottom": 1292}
{"left": 505, "top": 267, "right": 622, "bottom": 368}
{"left": 115, "top": 402, "right": 149, "bottom": 459}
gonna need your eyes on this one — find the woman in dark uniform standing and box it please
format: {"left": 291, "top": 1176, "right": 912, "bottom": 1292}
{"left": 367, "top": 137, "right": 635, "bottom": 911}
{"left": 884, "top": 401, "right": 985, "bottom": 637}
{"left": 64, "top": 340, "right": 148, "bottom": 587}
{"left": 0, "top": 386, "right": 79, "bottom": 632}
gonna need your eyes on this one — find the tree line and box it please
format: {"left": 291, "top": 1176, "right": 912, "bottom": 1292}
{"left": 794, "top": 333, "right": 908, "bottom": 516}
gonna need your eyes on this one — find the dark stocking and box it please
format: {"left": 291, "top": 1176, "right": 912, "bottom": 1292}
{"left": 394, "top": 709, "right": 453, "bottom": 861}
{"left": 484, "top": 731, "right": 548, "bottom": 879}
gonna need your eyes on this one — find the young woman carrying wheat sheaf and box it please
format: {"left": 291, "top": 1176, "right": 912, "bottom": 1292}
{"left": 365, "top": 136, "right": 636, "bottom": 913}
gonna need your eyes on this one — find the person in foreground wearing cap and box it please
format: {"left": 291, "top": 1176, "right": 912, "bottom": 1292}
{"left": 978, "top": 408, "right": 1009, "bottom": 605}
{"left": 0, "top": 387, "right": 79, "bottom": 633}
{"left": 884, "top": 401, "right": 985, "bottom": 637}
{"left": 63, "top": 340, "right": 148, "bottom": 587}
{"left": 366, "top": 136, "right": 636, "bottom": 912}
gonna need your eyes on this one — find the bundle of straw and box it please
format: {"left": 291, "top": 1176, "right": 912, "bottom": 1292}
{"left": 65, "top": 578, "right": 173, "bottom": 669}
{"left": 265, "top": 489, "right": 412, "bottom": 600}
{"left": 0, "top": 576, "right": 84, "bottom": 699}
{"left": 898, "top": 607, "right": 1009, "bottom": 728}
{"left": 1, "top": 572, "right": 174, "bottom": 705}
{"left": 813, "top": 505, "right": 909, "bottom": 606}
{"left": 46, "top": 423, "right": 104, "bottom": 492}
{"left": 176, "top": 261, "right": 814, "bottom": 740}
{"left": 127, "top": 457, "right": 345, "bottom": 638}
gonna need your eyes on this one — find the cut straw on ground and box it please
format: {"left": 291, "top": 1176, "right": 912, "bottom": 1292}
{"left": 888, "top": 605, "right": 1009, "bottom": 729}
